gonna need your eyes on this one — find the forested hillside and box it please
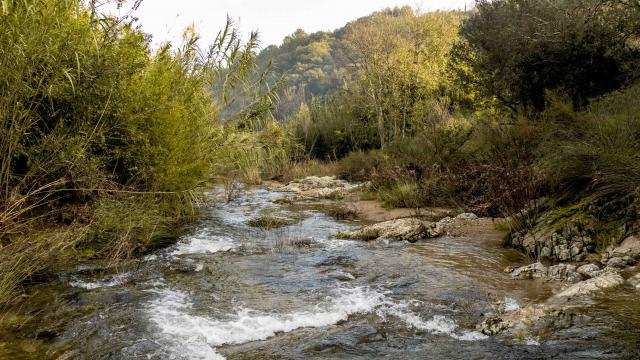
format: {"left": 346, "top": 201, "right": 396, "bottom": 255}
{"left": 260, "top": 0, "right": 640, "bottom": 258}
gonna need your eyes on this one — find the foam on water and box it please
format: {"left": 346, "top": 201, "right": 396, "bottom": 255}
{"left": 147, "top": 286, "right": 387, "bottom": 359}
{"left": 148, "top": 284, "right": 489, "bottom": 359}
{"left": 503, "top": 297, "right": 520, "bottom": 312}
{"left": 70, "top": 272, "right": 130, "bottom": 290}
{"left": 171, "top": 234, "right": 237, "bottom": 256}
{"left": 383, "top": 302, "right": 488, "bottom": 341}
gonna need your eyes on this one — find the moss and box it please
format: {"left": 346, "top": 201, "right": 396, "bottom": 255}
{"left": 524, "top": 195, "right": 637, "bottom": 255}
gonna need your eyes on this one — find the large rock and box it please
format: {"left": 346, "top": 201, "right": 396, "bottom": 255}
{"left": 510, "top": 220, "right": 595, "bottom": 262}
{"left": 606, "top": 235, "right": 640, "bottom": 263}
{"left": 576, "top": 263, "right": 602, "bottom": 279}
{"left": 336, "top": 218, "right": 443, "bottom": 242}
{"left": 606, "top": 256, "right": 632, "bottom": 269}
{"left": 553, "top": 271, "right": 625, "bottom": 299}
{"left": 511, "top": 262, "right": 584, "bottom": 282}
{"left": 547, "top": 264, "right": 582, "bottom": 283}
{"left": 511, "top": 262, "right": 548, "bottom": 280}
{"left": 274, "top": 176, "right": 365, "bottom": 201}
{"left": 479, "top": 305, "right": 574, "bottom": 337}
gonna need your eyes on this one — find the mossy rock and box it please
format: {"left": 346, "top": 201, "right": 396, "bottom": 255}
{"left": 509, "top": 196, "right": 638, "bottom": 261}
{"left": 247, "top": 215, "right": 302, "bottom": 229}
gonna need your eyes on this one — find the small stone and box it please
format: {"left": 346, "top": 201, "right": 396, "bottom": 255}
{"left": 556, "top": 247, "right": 571, "bottom": 261}
{"left": 554, "top": 272, "right": 625, "bottom": 298}
{"left": 570, "top": 244, "right": 583, "bottom": 258}
{"left": 540, "top": 246, "right": 552, "bottom": 259}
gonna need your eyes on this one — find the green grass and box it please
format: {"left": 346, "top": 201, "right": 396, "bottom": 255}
{"left": 247, "top": 215, "right": 302, "bottom": 229}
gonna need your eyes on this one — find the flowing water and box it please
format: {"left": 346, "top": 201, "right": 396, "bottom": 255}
{"left": 2, "top": 187, "right": 639, "bottom": 359}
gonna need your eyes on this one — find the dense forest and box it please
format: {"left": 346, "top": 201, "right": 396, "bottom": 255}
{"left": 1, "top": 0, "right": 640, "bottom": 316}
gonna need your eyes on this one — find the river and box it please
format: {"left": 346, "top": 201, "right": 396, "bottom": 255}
{"left": 2, "top": 187, "right": 639, "bottom": 359}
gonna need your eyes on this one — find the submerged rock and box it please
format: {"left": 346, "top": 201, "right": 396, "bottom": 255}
{"left": 336, "top": 218, "right": 443, "bottom": 242}
{"left": 553, "top": 271, "right": 625, "bottom": 299}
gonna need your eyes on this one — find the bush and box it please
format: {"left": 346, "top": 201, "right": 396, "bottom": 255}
{"left": 379, "top": 182, "right": 420, "bottom": 209}
{"left": 543, "top": 84, "right": 640, "bottom": 200}
{"left": 336, "top": 150, "right": 389, "bottom": 183}
{"left": 0, "top": 0, "right": 271, "bottom": 305}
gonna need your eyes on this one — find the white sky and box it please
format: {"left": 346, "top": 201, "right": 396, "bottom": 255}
{"left": 109, "top": 0, "right": 471, "bottom": 48}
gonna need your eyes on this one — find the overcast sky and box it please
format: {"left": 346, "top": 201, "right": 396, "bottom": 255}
{"left": 109, "top": 0, "right": 470, "bottom": 48}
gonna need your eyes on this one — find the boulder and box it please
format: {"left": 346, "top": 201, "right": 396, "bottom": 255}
{"left": 479, "top": 305, "right": 573, "bottom": 337}
{"left": 509, "top": 220, "right": 594, "bottom": 262}
{"left": 275, "top": 176, "right": 365, "bottom": 201}
{"left": 607, "top": 235, "right": 640, "bottom": 262}
{"left": 511, "top": 262, "right": 548, "bottom": 280}
{"left": 547, "top": 264, "right": 582, "bottom": 283}
{"left": 576, "top": 263, "right": 602, "bottom": 279}
{"left": 606, "top": 257, "right": 630, "bottom": 269}
{"left": 336, "top": 218, "right": 443, "bottom": 242}
{"left": 553, "top": 271, "right": 625, "bottom": 299}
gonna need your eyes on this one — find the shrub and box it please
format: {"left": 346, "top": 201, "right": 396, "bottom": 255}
{"left": 336, "top": 150, "right": 389, "bottom": 183}
{"left": 543, "top": 84, "right": 640, "bottom": 200}
{"left": 379, "top": 182, "right": 420, "bottom": 209}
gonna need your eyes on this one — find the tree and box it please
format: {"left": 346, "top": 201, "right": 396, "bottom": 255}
{"left": 345, "top": 8, "right": 461, "bottom": 147}
{"left": 456, "top": 0, "right": 640, "bottom": 112}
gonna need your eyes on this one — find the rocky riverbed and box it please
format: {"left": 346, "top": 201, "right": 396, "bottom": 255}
{"left": 0, "top": 177, "right": 638, "bottom": 359}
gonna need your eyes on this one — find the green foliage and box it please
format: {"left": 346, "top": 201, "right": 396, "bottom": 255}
{"left": 336, "top": 150, "right": 389, "bottom": 183}
{"left": 345, "top": 9, "right": 463, "bottom": 148}
{"left": 247, "top": 214, "right": 301, "bottom": 229}
{"left": 287, "top": 94, "right": 379, "bottom": 159}
{"left": 379, "top": 183, "right": 420, "bottom": 209}
{"left": 543, "top": 84, "right": 640, "bottom": 199}
{"left": 0, "top": 0, "right": 275, "bottom": 304}
{"left": 456, "top": 0, "right": 640, "bottom": 111}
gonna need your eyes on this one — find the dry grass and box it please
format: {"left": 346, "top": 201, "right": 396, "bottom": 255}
{"left": 0, "top": 226, "right": 86, "bottom": 308}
